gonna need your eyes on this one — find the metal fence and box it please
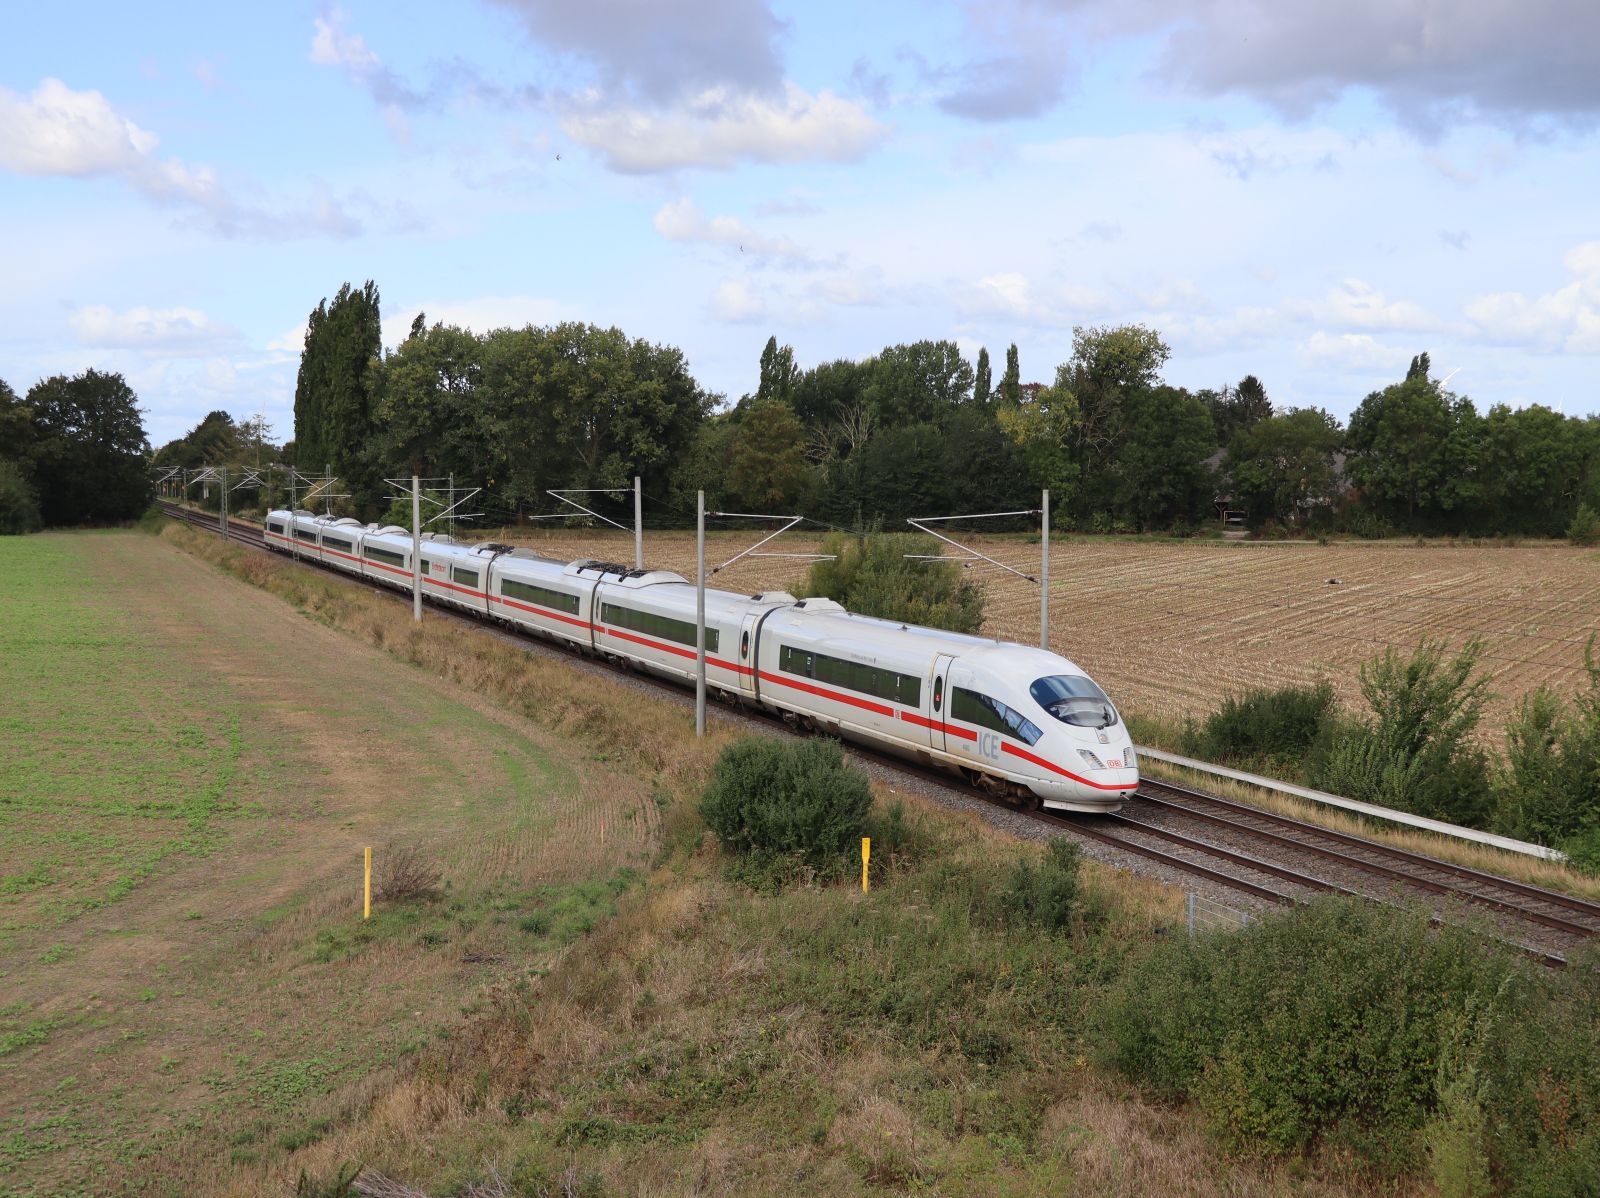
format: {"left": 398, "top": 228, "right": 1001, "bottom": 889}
{"left": 1186, "top": 892, "right": 1254, "bottom": 937}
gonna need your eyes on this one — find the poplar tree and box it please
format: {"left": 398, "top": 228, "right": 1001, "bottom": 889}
{"left": 293, "top": 280, "right": 382, "bottom": 500}
{"left": 974, "top": 347, "right": 992, "bottom": 404}
{"left": 1000, "top": 343, "right": 1021, "bottom": 405}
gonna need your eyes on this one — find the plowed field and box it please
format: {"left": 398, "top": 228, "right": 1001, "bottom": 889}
{"left": 487, "top": 526, "right": 1600, "bottom": 737}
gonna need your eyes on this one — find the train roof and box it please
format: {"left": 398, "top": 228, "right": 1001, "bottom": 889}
{"left": 765, "top": 603, "right": 1090, "bottom": 677}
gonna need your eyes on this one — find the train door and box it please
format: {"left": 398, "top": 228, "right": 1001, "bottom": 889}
{"left": 737, "top": 612, "right": 762, "bottom": 696}
{"left": 927, "top": 653, "right": 956, "bottom": 752}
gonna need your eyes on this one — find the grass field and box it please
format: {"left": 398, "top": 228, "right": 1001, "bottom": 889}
{"left": 0, "top": 532, "right": 660, "bottom": 1195}
{"left": 480, "top": 526, "right": 1600, "bottom": 739}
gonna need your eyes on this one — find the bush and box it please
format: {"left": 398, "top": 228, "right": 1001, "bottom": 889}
{"left": 374, "top": 844, "right": 443, "bottom": 903}
{"left": 805, "top": 532, "right": 985, "bottom": 634}
{"left": 0, "top": 459, "right": 41, "bottom": 535}
{"left": 999, "top": 837, "right": 1083, "bottom": 933}
{"left": 1567, "top": 502, "right": 1600, "bottom": 546}
{"left": 1314, "top": 638, "right": 1493, "bottom": 826}
{"left": 1494, "top": 692, "right": 1600, "bottom": 851}
{"left": 1102, "top": 899, "right": 1522, "bottom": 1160}
{"left": 698, "top": 737, "right": 873, "bottom": 875}
{"left": 1181, "top": 680, "right": 1336, "bottom": 768}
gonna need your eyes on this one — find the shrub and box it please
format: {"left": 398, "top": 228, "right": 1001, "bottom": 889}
{"left": 1314, "top": 638, "right": 1493, "bottom": 826}
{"left": 1180, "top": 680, "right": 1336, "bottom": 767}
{"left": 1493, "top": 635, "right": 1600, "bottom": 848}
{"left": 1567, "top": 502, "right": 1600, "bottom": 546}
{"left": 698, "top": 737, "right": 873, "bottom": 875}
{"left": 0, "top": 459, "right": 41, "bottom": 535}
{"left": 999, "top": 837, "right": 1083, "bottom": 933}
{"left": 1101, "top": 899, "right": 1522, "bottom": 1160}
{"left": 374, "top": 844, "right": 443, "bottom": 903}
{"left": 805, "top": 532, "right": 985, "bottom": 634}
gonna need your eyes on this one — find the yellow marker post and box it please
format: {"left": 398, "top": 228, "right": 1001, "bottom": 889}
{"left": 861, "top": 837, "right": 871, "bottom": 893}
{"left": 363, "top": 846, "right": 372, "bottom": 920}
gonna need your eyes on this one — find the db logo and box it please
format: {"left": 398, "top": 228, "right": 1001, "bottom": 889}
{"left": 977, "top": 731, "right": 1002, "bottom": 761}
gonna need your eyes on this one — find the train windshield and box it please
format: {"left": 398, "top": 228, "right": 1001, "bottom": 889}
{"left": 1030, "top": 675, "right": 1119, "bottom": 729}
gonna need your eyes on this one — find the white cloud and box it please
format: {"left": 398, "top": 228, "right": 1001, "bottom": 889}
{"left": 710, "top": 279, "right": 766, "bottom": 323}
{"left": 0, "top": 77, "right": 158, "bottom": 176}
{"left": 310, "top": 11, "right": 379, "bottom": 71}
{"left": 308, "top": 8, "right": 424, "bottom": 130}
{"left": 267, "top": 325, "right": 307, "bottom": 354}
{"left": 1307, "top": 279, "right": 1442, "bottom": 333}
{"left": 955, "top": 271, "right": 1109, "bottom": 326}
{"left": 0, "top": 77, "right": 360, "bottom": 238}
{"left": 69, "top": 304, "right": 239, "bottom": 354}
{"left": 380, "top": 295, "right": 571, "bottom": 348}
{"left": 561, "top": 83, "right": 887, "bottom": 173}
{"left": 1464, "top": 242, "right": 1600, "bottom": 352}
{"left": 1298, "top": 331, "right": 1415, "bottom": 371}
{"left": 652, "top": 198, "right": 807, "bottom": 260}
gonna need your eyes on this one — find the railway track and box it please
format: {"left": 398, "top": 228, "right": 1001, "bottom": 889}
{"left": 158, "top": 503, "right": 1594, "bottom": 966}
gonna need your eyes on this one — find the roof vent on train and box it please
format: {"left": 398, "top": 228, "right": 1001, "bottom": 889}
{"left": 371, "top": 524, "right": 410, "bottom": 536}
{"left": 566, "top": 559, "right": 688, "bottom": 586}
{"left": 793, "top": 598, "right": 845, "bottom": 612}
{"left": 750, "top": 591, "right": 798, "bottom": 604}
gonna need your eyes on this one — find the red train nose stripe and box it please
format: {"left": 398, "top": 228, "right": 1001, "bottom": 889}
{"left": 1001, "top": 742, "right": 1139, "bottom": 791}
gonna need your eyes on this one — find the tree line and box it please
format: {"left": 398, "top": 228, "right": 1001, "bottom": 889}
{"left": 276, "top": 281, "right": 1600, "bottom": 540}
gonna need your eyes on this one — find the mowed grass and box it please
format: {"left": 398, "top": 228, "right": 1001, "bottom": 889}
{"left": 0, "top": 536, "right": 254, "bottom": 940}
{"left": 0, "top": 532, "right": 663, "bottom": 1196}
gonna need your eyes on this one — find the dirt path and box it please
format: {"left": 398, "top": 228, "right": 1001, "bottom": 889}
{"left": 0, "top": 532, "right": 659, "bottom": 1196}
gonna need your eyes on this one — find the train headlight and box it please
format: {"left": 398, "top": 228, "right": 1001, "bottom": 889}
{"left": 1077, "top": 750, "right": 1106, "bottom": 770}
{"left": 1125, "top": 745, "right": 1137, "bottom": 770}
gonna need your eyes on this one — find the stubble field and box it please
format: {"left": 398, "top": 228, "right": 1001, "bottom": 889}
{"left": 482, "top": 526, "right": 1600, "bottom": 739}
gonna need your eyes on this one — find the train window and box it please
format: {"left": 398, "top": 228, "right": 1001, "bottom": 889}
{"left": 504, "top": 579, "right": 581, "bottom": 615}
{"left": 324, "top": 536, "right": 353, "bottom": 553}
{"left": 951, "top": 688, "right": 1043, "bottom": 746}
{"left": 933, "top": 676, "right": 943, "bottom": 711}
{"left": 295, "top": 528, "right": 318, "bottom": 543}
{"left": 267, "top": 521, "right": 284, "bottom": 534}
{"left": 600, "top": 603, "right": 719, "bottom": 653}
{"left": 452, "top": 566, "right": 479, "bottom": 588}
{"left": 779, "top": 645, "right": 921, "bottom": 708}
{"left": 365, "top": 545, "right": 406, "bottom": 567}
{"left": 1030, "top": 675, "right": 1119, "bottom": 729}
{"left": 740, "top": 630, "right": 750, "bottom": 659}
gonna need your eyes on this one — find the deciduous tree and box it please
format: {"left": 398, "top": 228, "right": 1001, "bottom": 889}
{"left": 725, "top": 400, "right": 812, "bottom": 511}
{"left": 1225, "top": 407, "right": 1344, "bottom": 526}
{"left": 24, "top": 369, "right": 152, "bottom": 524}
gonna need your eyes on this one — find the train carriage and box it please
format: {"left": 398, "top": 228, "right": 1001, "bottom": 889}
{"left": 260, "top": 508, "right": 1138, "bottom": 811}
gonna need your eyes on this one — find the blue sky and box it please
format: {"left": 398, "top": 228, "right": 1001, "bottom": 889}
{"left": 3, "top": 0, "right": 1599, "bottom": 445}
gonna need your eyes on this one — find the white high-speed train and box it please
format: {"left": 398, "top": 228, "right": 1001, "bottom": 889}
{"left": 265, "top": 509, "right": 1139, "bottom": 811}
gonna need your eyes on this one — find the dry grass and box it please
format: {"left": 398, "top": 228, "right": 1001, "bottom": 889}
{"left": 166, "top": 521, "right": 737, "bottom": 796}
{"left": 216, "top": 788, "right": 1406, "bottom": 1198}
{"left": 480, "top": 526, "right": 1600, "bottom": 741}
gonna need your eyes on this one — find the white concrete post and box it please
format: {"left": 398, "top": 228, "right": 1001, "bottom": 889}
{"left": 695, "top": 490, "right": 706, "bottom": 737}
{"left": 1040, "top": 488, "right": 1050, "bottom": 650}
{"left": 634, "top": 475, "right": 644, "bottom": 570}
{"left": 411, "top": 473, "right": 422, "bottom": 623}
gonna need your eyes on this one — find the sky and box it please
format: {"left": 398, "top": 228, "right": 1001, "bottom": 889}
{"left": 3, "top": 0, "right": 1599, "bottom": 447}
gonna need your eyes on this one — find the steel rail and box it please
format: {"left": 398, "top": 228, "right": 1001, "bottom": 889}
{"left": 1138, "top": 780, "right": 1600, "bottom": 937}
